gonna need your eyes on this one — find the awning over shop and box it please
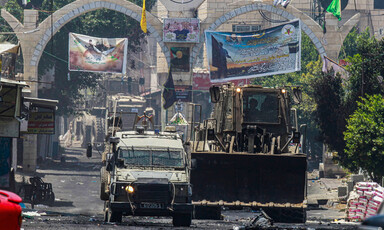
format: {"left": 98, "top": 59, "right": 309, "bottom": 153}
{"left": 21, "top": 97, "right": 58, "bottom": 135}
{"left": 0, "top": 43, "right": 19, "bottom": 54}
{"left": 0, "top": 78, "right": 28, "bottom": 87}
{"left": 0, "top": 78, "right": 28, "bottom": 138}
{"left": 23, "top": 97, "right": 58, "bottom": 110}
{"left": 0, "top": 43, "right": 20, "bottom": 79}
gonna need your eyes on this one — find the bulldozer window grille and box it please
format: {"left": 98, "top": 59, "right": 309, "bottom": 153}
{"left": 243, "top": 92, "right": 279, "bottom": 124}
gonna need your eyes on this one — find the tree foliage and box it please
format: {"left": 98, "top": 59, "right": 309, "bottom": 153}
{"left": 1, "top": 0, "right": 156, "bottom": 115}
{"left": 344, "top": 95, "right": 384, "bottom": 182}
{"left": 344, "top": 36, "right": 384, "bottom": 112}
{"left": 312, "top": 28, "right": 384, "bottom": 178}
{"left": 339, "top": 27, "right": 358, "bottom": 60}
{"left": 310, "top": 69, "right": 346, "bottom": 155}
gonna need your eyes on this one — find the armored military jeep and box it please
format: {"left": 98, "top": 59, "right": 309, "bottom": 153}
{"left": 101, "top": 127, "right": 193, "bottom": 227}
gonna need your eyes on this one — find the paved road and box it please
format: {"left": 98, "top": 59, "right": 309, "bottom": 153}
{"left": 18, "top": 147, "right": 358, "bottom": 229}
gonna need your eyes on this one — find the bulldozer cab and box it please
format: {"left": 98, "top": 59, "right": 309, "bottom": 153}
{"left": 207, "top": 84, "right": 300, "bottom": 154}
{"left": 242, "top": 88, "right": 281, "bottom": 124}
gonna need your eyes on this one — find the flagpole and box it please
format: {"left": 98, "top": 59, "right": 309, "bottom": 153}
{"left": 161, "top": 84, "right": 166, "bottom": 131}
{"left": 161, "top": 69, "right": 165, "bottom": 131}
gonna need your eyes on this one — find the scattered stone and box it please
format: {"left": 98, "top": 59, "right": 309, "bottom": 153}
{"left": 347, "top": 181, "right": 354, "bottom": 194}
{"left": 338, "top": 186, "right": 348, "bottom": 197}
{"left": 23, "top": 211, "right": 41, "bottom": 217}
{"left": 233, "top": 209, "right": 273, "bottom": 229}
{"left": 317, "top": 199, "right": 328, "bottom": 205}
{"left": 350, "top": 174, "right": 364, "bottom": 184}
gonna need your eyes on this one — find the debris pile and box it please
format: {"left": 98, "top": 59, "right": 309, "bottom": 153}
{"left": 347, "top": 182, "right": 384, "bottom": 221}
{"left": 233, "top": 209, "right": 273, "bottom": 230}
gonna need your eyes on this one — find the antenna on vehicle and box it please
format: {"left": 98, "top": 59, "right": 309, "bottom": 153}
{"left": 111, "top": 99, "right": 117, "bottom": 136}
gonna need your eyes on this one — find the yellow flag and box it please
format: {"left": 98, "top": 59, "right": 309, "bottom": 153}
{"left": 140, "top": 0, "right": 147, "bottom": 33}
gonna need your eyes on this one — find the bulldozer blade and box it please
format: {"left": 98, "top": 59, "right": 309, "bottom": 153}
{"left": 191, "top": 152, "right": 307, "bottom": 222}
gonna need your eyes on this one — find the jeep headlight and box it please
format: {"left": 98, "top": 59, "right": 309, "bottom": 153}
{"left": 125, "top": 185, "right": 134, "bottom": 194}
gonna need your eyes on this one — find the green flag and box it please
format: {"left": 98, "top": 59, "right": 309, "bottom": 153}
{"left": 326, "top": 0, "right": 341, "bottom": 21}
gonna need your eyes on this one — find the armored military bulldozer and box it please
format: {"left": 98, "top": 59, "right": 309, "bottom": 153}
{"left": 190, "top": 83, "right": 307, "bottom": 223}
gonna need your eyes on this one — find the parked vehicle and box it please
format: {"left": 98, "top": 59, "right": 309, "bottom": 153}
{"left": 0, "top": 190, "right": 23, "bottom": 230}
{"left": 360, "top": 203, "right": 384, "bottom": 230}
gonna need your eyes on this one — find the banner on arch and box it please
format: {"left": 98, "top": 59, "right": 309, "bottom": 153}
{"left": 205, "top": 19, "right": 301, "bottom": 82}
{"left": 68, "top": 33, "right": 128, "bottom": 74}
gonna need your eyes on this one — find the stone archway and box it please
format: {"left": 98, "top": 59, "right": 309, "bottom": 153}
{"left": 1, "top": 0, "right": 166, "bottom": 173}
{"left": 29, "top": 1, "right": 168, "bottom": 67}
{"left": 191, "top": 3, "right": 327, "bottom": 66}
{"left": 1, "top": 0, "right": 168, "bottom": 93}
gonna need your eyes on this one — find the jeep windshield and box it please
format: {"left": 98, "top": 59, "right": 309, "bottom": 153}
{"left": 119, "top": 147, "right": 184, "bottom": 167}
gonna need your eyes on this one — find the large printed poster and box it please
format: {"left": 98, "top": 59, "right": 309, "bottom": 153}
{"left": 163, "top": 18, "right": 200, "bottom": 43}
{"left": 206, "top": 19, "right": 301, "bottom": 82}
{"left": 170, "top": 47, "right": 190, "bottom": 72}
{"left": 69, "top": 33, "right": 128, "bottom": 74}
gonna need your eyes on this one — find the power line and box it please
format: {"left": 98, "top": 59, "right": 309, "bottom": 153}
{"left": 259, "top": 10, "right": 289, "bottom": 24}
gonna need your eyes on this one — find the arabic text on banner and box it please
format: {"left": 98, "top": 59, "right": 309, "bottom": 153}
{"left": 27, "top": 112, "right": 55, "bottom": 134}
{"left": 205, "top": 19, "right": 301, "bottom": 82}
{"left": 68, "top": 33, "right": 128, "bottom": 74}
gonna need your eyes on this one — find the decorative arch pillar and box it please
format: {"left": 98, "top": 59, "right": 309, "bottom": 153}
{"left": 2, "top": 0, "right": 167, "bottom": 98}
{"left": 1, "top": 9, "right": 40, "bottom": 96}
{"left": 322, "top": 12, "right": 361, "bottom": 60}
{"left": 1, "top": 9, "right": 40, "bottom": 172}
{"left": 1, "top": 0, "right": 165, "bottom": 172}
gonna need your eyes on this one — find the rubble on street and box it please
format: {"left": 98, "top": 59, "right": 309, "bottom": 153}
{"left": 15, "top": 148, "right": 361, "bottom": 229}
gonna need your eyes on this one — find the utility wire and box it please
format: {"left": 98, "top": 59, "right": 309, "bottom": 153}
{"left": 259, "top": 10, "right": 289, "bottom": 24}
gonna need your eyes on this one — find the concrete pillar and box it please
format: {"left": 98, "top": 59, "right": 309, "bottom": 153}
{"left": 22, "top": 135, "right": 37, "bottom": 172}
{"left": 12, "top": 138, "right": 17, "bottom": 173}
{"left": 23, "top": 9, "right": 38, "bottom": 29}
{"left": 323, "top": 13, "right": 343, "bottom": 60}
{"left": 21, "top": 10, "right": 39, "bottom": 172}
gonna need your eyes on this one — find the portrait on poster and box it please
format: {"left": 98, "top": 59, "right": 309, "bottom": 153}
{"left": 163, "top": 18, "right": 200, "bottom": 43}
{"left": 170, "top": 47, "right": 190, "bottom": 72}
{"left": 205, "top": 19, "right": 301, "bottom": 82}
{"left": 69, "top": 33, "right": 128, "bottom": 74}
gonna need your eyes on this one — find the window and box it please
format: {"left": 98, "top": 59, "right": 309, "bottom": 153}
{"left": 374, "top": 0, "right": 384, "bottom": 9}
{"left": 243, "top": 92, "right": 279, "bottom": 124}
{"left": 232, "top": 24, "right": 262, "bottom": 32}
{"left": 119, "top": 148, "right": 183, "bottom": 167}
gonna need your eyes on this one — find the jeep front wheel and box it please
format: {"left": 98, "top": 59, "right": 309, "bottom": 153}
{"left": 100, "top": 166, "right": 109, "bottom": 200}
{"left": 108, "top": 209, "right": 122, "bottom": 223}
